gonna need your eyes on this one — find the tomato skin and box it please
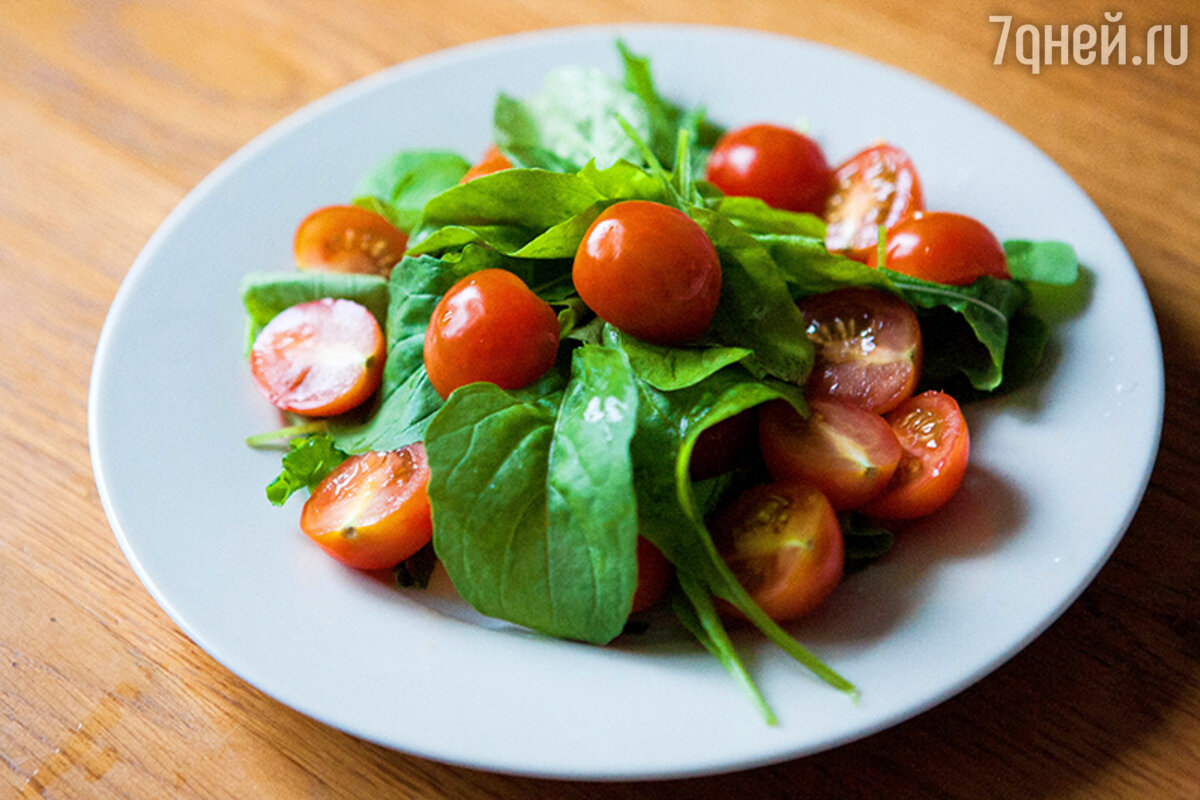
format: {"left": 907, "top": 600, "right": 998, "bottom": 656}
{"left": 689, "top": 410, "right": 757, "bottom": 481}
{"left": 294, "top": 205, "right": 408, "bottom": 278}
{"left": 712, "top": 482, "right": 844, "bottom": 622}
{"left": 868, "top": 211, "right": 1010, "bottom": 285}
{"left": 423, "top": 269, "right": 560, "bottom": 399}
{"left": 759, "top": 399, "right": 903, "bottom": 510}
{"left": 864, "top": 391, "right": 970, "bottom": 520}
{"left": 300, "top": 444, "right": 433, "bottom": 570}
{"left": 824, "top": 143, "right": 925, "bottom": 262}
{"left": 573, "top": 200, "right": 722, "bottom": 345}
{"left": 630, "top": 537, "right": 673, "bottom": 614}
{"left": 250, "top": 298, "right": 385, "bottom": 417}
{"left": 460, "top": 144, "right": 514, "bottom": 183}
{"left": 797, "top": 287, "right": 923, "bottom": 415}
{"left": 705, "top": 124, "right": 832, "bottom": 214}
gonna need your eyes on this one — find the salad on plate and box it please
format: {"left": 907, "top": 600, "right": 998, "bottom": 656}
{"left": 240, "top": 42, "right": 1081, "bottom": 722}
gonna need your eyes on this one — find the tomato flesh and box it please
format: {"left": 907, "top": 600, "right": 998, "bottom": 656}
{"left": 460, "top": 144, "right": 514, "bottom": 182}
{"left": 868, "top": 210, "right": 1009, "bottom": 285}
{"left": 864, "top": 391, "right": 970, "bottom": 520}
{"left": 759, "top": 399, "right": 903, "bottom": 510}
{"left": 423, "top": 268, "right": 560, "bottom": 399}
{"left": 300, "top": 444, "right": 433, "bottom": 570}
{"left": 824, "top": 143, "right": 924, "bottom": 261}
{"left": 705, "top": 124, "right": 832, "bottom": 214}
{"left": 250, "top": 298, "right": 385, "bottom": 417}
{"left": 712, "top": 482, "right": 843, "bottom": 622}
{"left": 797, "top": 287, "right": 922, "bottom": 415}
{"left": 573, "top": 200, "right": 721, "bottom": 344}
{"left": 294, "top": 205, "right": 408, "bottom": 278}
{"left": 630, "top": 537, "right": 673, "bottom": 614}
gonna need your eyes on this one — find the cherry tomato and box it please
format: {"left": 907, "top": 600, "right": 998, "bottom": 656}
{"left": 630, "top": 537, "right": 673, "bottom": 614}
{"left": 460, "top": 144, "right": 514, "bottom": 183}
{"left": 689, "top": 411, "right": 757, "bottom": 481}
{"left": 300, "top": 444, "right": 433, "bottom": 570}
{"left": 423, "top": 269, "right": 560, "bottom": 399}
{"left": 759, "top": 399, "right": 903, "bottom": 510}
{"left": 868, "top": 210, "right": 1010, "bottom": 285}
{"left": 864, "top": 391, "right": 970, "bottom": 520}
{"left": 797, "top": 287, "right": 923, "bottom": 415}
{"left": 824, "top": 143, "right": 925, "bottom": 262}
{"left": 573, "top": 200, "right": 722, "bottom": 345}
{"left": 250, "top": 298, "right": 385, "bottom": 417}
{"left": 712, "top": 482, "right": 843, "bottom": 622}
{"left": 705, "top": 124, "right": 832, "bottom": 214}
{"left": 294, "top": 205, "right": 408, "bottom": 278}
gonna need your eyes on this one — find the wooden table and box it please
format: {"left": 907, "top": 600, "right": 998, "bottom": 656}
{"left": 3, "top": 0, "right": 1198, "bottom": 796}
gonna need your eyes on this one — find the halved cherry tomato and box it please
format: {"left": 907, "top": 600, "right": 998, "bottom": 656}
{"left": 689, "top": 410, "right": 757, "bottom": 481}
{"left": 630, "top": 537, "right": 673, "bottom": 614}
{"left": 423, "top": 268, "right": 560, "bottom": 399}
{"left": 824, "top": 143, "right": 924, "bottom": 262}
{"left": 868, "top": 210, "right": 1010, "bottom": 285}
{"left": 250, "top": 298, "right": 385, "bottom": 417}
{"left": 797, "top": 287, "right": 923, "bottom": 415}
{"left": 864, "top": 391, "right": 970, "bottom": 520}
{"left": 712, "top": 481, "right": 843, "bottom": 622}
{"left": 300, "top": 444, "right": 433, "bottom": 570}
{"left": 460, "top": 144, "right": 514, "bottom": 183}
{"left": 294, "top": 205, "right": 408, "bottom": 277}
{"left": 573, "top": 200, "right": 721, "bottom": 344}
{"left": 759, "top": 399, "right": 903, "bottom": 510}
{"left": 705, "top": 124, "right": 832, "bottom": 214}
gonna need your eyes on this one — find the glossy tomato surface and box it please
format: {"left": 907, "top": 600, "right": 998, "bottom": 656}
{"left": 824, "top": 143, "right": 924, "bottom": 261}
{"left": 759, "top": 399, "right": 902, "bottom": 510}
{"left": 423, "top": 268, "right": 560, "bottom": 399}
{"left": 573, "top": 200, "right": 721, "bottom": 345}
{"left": 250, "top": 298, "right": 385, "bottom": 417}
{"left": 798, "top": 287, "right": 922, "bottom": 414}
{"left": 868, "top": 210, "right": 1009, "bottom": 285}
{"left": 705, "top": 124, "right": 832, "bottom": 214}
{"left": 460, "top": 144, "right": 514, "bottom": 182}
{"left": 864, "top": 391, "right": 970, "bottom": 520}
{"left": 712, "top": 481, "right": 844, "bottom": 622}
{"left": 300, "top": 444, "right": 433, "bottom": 570}
{"left": 294, "top": 205, "right": 409, "bottom": 277}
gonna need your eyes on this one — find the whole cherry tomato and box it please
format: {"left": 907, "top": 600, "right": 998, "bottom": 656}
{"left": 868, "top": 210, "right": 1010, "bottom": 285}
{"left": 423, "top": 269, "right": 560, "bottom": 399}
{"left": 824, "top": 143, "right": 924, "bottom": 262}
{"left": 705, "top": 123, "right": 832, "bottom": 214}
{"left": 294, "top": 205, "right": 408, "bottom": 278}
{"left": 573, "top": 200, "right": 722, "bottom": 345}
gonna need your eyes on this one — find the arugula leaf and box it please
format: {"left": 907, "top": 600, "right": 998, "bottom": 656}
{"left": 264, "top": 433, "right": 348, "bottom": 506}
{"left": 425, "top": 348, "right": 639, "bottom": 644}
{"left": 711, "top": 196, "right": 827, "bottom": 238}
{"left": 353, "top": 150, "right": 470, "bottom": 232}
{"left": 240, "top": 271, "right": 389, "bottom": 351}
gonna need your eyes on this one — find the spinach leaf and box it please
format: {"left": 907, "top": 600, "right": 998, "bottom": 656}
{"left": 353, "top": 150, "right": 470, "bottom": 232}
{"left": 240, "top": 271, "right": 389, "bottom": 351}
{"left": 603, "top": 324, "right": 753, "bottom": 391}
{"left": 425, "top": 347, "right": 639, "bottom": 644}
{"left": 712, "top": 197, "right": 827, "bottom": 238}
{"left": 1003, "top": 239, "right": 1079, "bottom": 285}
{"left": 264, "top": 433, "right": 348, "bottom": 506}
{"left": 759, "top": 234, "right": 895, "bottom": 297}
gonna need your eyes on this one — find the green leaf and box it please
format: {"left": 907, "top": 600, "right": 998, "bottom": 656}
{"left": 712, "top": 197, "right": 827, "bottom": 238}
{"left": 1003, "top": 239, "right": 1079, "bottom": 285}
{"left": 264, "top": 433, "right": 348, "bottom": 506}
{"left": 839, "top": 512, "right": 894, "bottom": 573}
{"left": 603, "top": 324, "right": 754, "bottom": 391}
{"left": 240, "top": 271, "right": 389, "bottom": 351}
{"left": 353, "top": 150, "right": 470, "bottom": 232}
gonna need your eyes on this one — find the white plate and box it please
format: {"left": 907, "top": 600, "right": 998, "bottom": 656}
{"left": 89, "top": 25, "right": 1163, "bottom": 780}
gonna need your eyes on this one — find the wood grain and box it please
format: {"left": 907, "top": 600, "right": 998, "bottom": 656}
{"left": 3, "top": 0, "right": 1198, "bottom": 797}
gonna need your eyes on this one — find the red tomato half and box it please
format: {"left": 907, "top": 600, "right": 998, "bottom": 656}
{"left": 573, "top": 200, "right": 722, "bottom": 345}
{"left": 300, "top": 444, "right": 433, "bottom": 570}
{"left": 759, "top": 399, "right": 903, "bottom": 510}
{"left": 250, "top": 298, "right": 385, "bottom": 417}
{"left": 868, "top": 210, "right": 1009, "bottom": 285}
{"left": 705, "top": 124, "right": 832, "bottom": 214}
{"left": 824, "top": 143, "right": 925, "bottom": 262}
{"left": 689, "top": 410, "right": 757, "bottom": 481}
{"left": 797, "top": 287, "right": 923, "bottom": 415}
{"left": 460, "top": 144, "right": 514, "bottom": 182}
{"left": 712, "top": 482, "right": 844, "bottom": 622}
{"left": 294, "top": 205, "right": 408, "bottom": 278}
{"left": 423, "top": 269, "right": 560, "bottom": 399}
{"left": 864, "top": 391, "right": 970, "bottom": 520}
{"left": 630, "top": 537, "right": 673, "bottom": 614}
